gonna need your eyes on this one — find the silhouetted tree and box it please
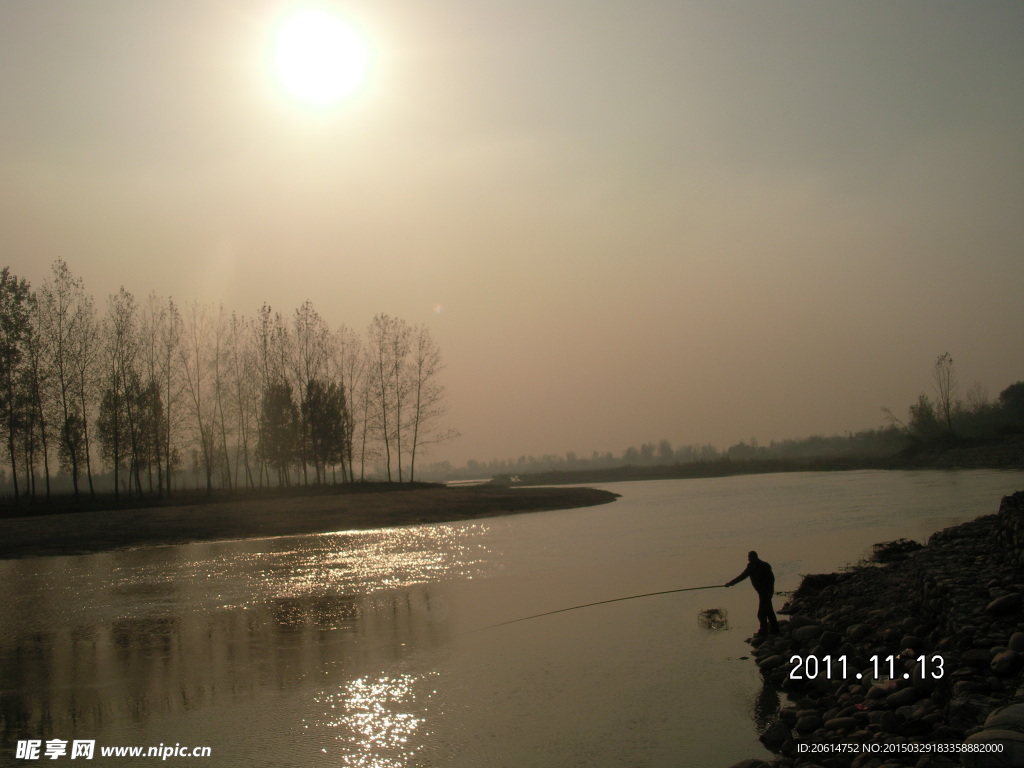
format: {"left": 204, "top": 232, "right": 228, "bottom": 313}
{"left": 23, "top": 295, "right": 53, "bottom": 498}
{"left": 333, "top": 324, "right": 365, "bottom": 483}
{"left": 302, "top": 378, "right": 346, "bottom": 483}
{"left": 103, "top": 289, "right": 149, "bottom": 498}
{"left": 96, "top": 385, "right": 129, "bottom": 495}
{"left": 211, "top": 305, "right": 233, "bottom": 492}
{"left": 999, "top": 382, "right": 1024, "bottom": 432}
{"left": 156, "top": 296, "right": 182, "bottom": 495}
{"left": 139, "top": 293, "right": 170, "bottom": 495}
{"left": 179, "top": 301, "right": 216, "bottom": 495}
{"left": 58, "top": 411, "right": 87, "bottom": 484}
{"left": 136, "top": 379, "right": 163, "bottom": 493}
{"left": 261, "top": 380, "right": 299, "bottom": 486}
{"left": 38, "top": 259, "right": 95, "bottom": 501}
{"left": 227, "top": 311, "right": 256, "bottom": 489}
{"left": 405, "top": 324, "right": 456, "bottom": 482}
{"left": 254, "top": 305, "right": 290, "bottom": 487}
{"left": 933, "top": 352, "right": 958, "bottom": 436}
{"left": 291, "top": 301, "right": 330, "bottom": 485}
{"left": 0, "top": 268, "right": 31, "bottom": 500}
{"left": 657, "top": 440, "right": 674, "bottom": 464}
{"left": 367, "top": 314, "right": 411, "bottom": 481}
{"left": 908, "top": 394, "right": 942, "bottom": 442}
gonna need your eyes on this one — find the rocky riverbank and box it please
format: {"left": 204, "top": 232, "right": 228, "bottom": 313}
{"left": 730, "top": 490, "right": 1024, "bottom": 768}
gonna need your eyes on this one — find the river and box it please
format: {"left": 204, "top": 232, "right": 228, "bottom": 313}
{"left": 2, "top": 469, "right": 1023, "bottom": 767}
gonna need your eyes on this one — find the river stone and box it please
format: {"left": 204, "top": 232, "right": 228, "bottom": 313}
{"left": 901, "top": 634, "right": 925, "bottom": 651}
{"left": 758, "top": 721, "right": 791, "bottom": 751}
{"left": 985, "top": 593, "right": 1021, "bottom": 616}
{"left": 982, "top": 703, "right": 1024, "bottom": 731}
{"left": 792, "top": 624, "right": 822, "bottom": 643}
{"left": 962, "top": 648, "right": 995, "bottom": 667}
{"left": 819, "top": 630, "right": 843, "bottom": 650}
{"left": 879, "top": 710, "right": 904, "bottom": 733}
{"left": 931, "top": 725, "right": 966, "bottom": 743}
{"left": 823, "top": 716, "right": 858, "bottom": 732}
{"left": 1009, "top": 632, "right": 1024, "bottom": 653}
{"left": 885, "top": 687, "right": 919, "bottom": 707}
{"left": 961, "top": 729, "right": 1024, "bottom": 767}
{"left": 847, "top": 623, "right": 873, "bottom": 641}
{"left": 948, "top": 694, "right": 997, "bottom": 727}
{"left": 954, "top": 680, "right": 990, "bottom": 696}
{"left": 786, "top": 614, "right": 816, "bottom": 630}
{"left": 794, "top": 714, "right": 821, "bottom": 733}
{"left": 756, "top": 654, "right": 787, "bottom": 671}
{"left": 728, "top": 760, "right": 771, "bottom": 768}
{"left": 865, "top": 684, "right": 888, "bottom": 700}
{"left": 991, "top": 649, "right": 1022, "bottom": 676}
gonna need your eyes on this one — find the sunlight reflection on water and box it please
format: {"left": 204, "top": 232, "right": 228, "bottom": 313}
{"left": 306, "top": 673, "right": 435, "bottom": 768}
{"left": 115, "top": 523, "right": 497, "bottom": 614}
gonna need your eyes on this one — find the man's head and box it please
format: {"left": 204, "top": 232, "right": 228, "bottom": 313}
{"left": 748, "top": 550, "right": 759, "bottom": 562}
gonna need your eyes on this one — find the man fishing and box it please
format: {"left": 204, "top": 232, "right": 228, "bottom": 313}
{"left": 725, "top": 550, "right": 779, "bottom": 637}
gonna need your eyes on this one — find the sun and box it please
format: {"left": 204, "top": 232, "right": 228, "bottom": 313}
{"left": 271, "top": 8, "right": 371, "bottom": 108}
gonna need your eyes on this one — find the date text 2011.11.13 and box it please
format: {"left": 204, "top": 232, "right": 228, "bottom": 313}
{"left": 787, "top": 654, "right": 945, "bottom": 682}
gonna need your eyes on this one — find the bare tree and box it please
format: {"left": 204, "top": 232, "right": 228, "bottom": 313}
{"left": 0, "top": 268, "right": 31, "bottom": 501}
{"left": 933, "top": 352, "right": 958, "bottom": 436}
{"left": 254, "top": 305, "right": 291, "bottom": 486}
{"left": 211, "top": 305, "right": 234, "bottom": 492}
{"left": 159, "top": 297, "right": 182, "bottom": 495}
{"left": 332, "top": 324, "right": 365, "bottom": 483}
{"left": 68, "top": 289, "right": 100, "bottom": 498}
{"left": 139, "top": 293, "right": 167, "bottom": 494}
{"left": 24, "top": 294, "right": 53, "bottom": 499}
{"left": 179, "top": 301, "right": 216, "bottom": 495}
{"left": 366, "top": 314, "right": 411, "bottom": 481}
{"left": 101, "top": 288, "right": 144, "bottom": 499}
{"left": 227, "top": 312, "right": 256, "bottom": 489}
{"left": 291, "top": 301, "right": 330, "bottom": 484}
{"left": 355, "top": 367, "right": 377, "bottom": 481}
{"left": 405, "top": 324, "right": 457, "bottom": 482}
{"left": 37, "top": 260, "right": 94, "bottom": 500}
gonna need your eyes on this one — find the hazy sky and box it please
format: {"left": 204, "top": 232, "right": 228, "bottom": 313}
{"left": 2, "top": 1, "right": 1022, "bottom": 467}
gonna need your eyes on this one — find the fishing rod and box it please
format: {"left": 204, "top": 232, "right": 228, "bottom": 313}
{"left": 471, "top": 583, "right": 724, "bottom": 633}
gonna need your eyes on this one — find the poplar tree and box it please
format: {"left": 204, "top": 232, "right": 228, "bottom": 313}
{"left": 0, "top": 268, "right": 31, "bottom": 500}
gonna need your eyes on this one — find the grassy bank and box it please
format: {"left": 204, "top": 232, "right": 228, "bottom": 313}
{"left": 0, "top": 484, "right": 619, "bottom": 560}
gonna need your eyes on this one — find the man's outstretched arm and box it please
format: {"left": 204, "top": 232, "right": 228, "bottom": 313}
{"left": 724, "top": 566, "right": 750, "bottom": 587}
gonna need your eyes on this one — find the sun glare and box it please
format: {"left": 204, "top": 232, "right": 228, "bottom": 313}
{"left": 271, "top": 8, "right": 371, "bottom": 108}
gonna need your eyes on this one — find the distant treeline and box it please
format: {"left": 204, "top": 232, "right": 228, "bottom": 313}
{"left": 0, "top": 260, "right": 456, "bottom": 504}
{"left": 424, "top": 427, "right": 908, "bottom": 482}
{"left": 883, "top": 354, "right": 1024, "bottom": 446}
{"left": 427, "top": 353, "right": 1024, "bottom": 483}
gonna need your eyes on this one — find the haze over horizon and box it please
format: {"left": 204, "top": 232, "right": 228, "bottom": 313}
{"left": 3, "top": 1, "right": 1022, "bottom": 469}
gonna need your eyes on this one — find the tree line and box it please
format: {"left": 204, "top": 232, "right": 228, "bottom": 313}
{"left": 883, "top": 353, "right": 1024, "bottom": 444}
{"left": 427, "top": 426, "right": 907, "bottom": 481}
{"left": 429, "top": 352, "right": 1023, "bottom": 481}
{"left": 0, "top": 260, "right": 456, "bottom": 502}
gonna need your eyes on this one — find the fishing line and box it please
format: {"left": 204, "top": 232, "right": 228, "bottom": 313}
{"left": 469, "top": 583, "right": 724, "bottom": 633}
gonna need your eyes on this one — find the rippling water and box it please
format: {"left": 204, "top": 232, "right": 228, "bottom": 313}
{"left": 2, "top": 470, "right": 1023, "bottom": 767}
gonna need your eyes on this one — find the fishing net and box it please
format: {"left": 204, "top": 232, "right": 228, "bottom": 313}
{"left": 697, "top": 607, "right": 728, "bottom": 630}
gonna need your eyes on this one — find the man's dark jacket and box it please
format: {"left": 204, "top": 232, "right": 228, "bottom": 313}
{"left": 727, "top": 558, "right": 775, "bottom": 595}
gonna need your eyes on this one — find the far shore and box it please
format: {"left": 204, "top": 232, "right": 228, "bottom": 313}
{"left": 0, "top": 484, "right": 619, "bottom": 561}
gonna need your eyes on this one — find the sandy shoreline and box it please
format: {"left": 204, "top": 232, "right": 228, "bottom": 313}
{"left": 0, "top": 485, "right": 619, "bottom": 560}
